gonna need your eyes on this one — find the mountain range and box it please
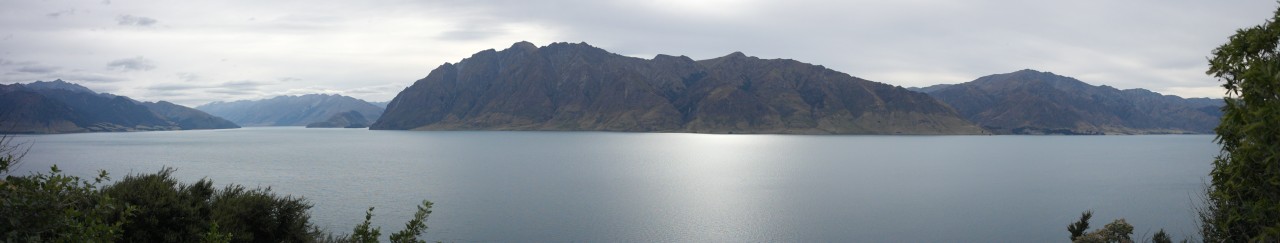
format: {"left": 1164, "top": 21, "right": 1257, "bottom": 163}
{"left": 0, "top": 80, "right": 239, "bottom": 133}
{"left": 4, "top": 43, "right": 1225, "bottom": 135}
{"left": 913, "top": 69, "right": 1222, "bottom": 134}
{"left": 196, "top": 94, "right": 383, "bottom": 127}
{"left": 372, "top": 41, "right": 986, "bottom": 134}
{"left": 305, "top": 110, "right": 371, "bottom": 128}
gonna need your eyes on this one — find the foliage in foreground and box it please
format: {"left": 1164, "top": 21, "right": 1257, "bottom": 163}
{"left": 0, "top": 136, "right": 433, "bottom": 242}
{"left": 339, "top": 200, "right": 433, "bottom": 243}
{"left": 1202, "top": 2, "right": 1280, "bottom": 242}
{"left": 1066, "top": 210, "right": 1184, "bottom": 243}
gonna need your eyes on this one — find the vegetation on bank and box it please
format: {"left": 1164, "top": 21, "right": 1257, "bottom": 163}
{"left": 1066, "top": 210, "right": 1178, "bottom": 243}
{"left": 7, "top": 2, "right": 1280, "bottom": 242}
{"left": 1065, "top": 3, "right": 1280, "bottom": 242}
{"left": 1200, "top": 3, "right": 1280, "bottom": 241}
{"left": 0, "top": 136, "right": 432, "bottom": 242}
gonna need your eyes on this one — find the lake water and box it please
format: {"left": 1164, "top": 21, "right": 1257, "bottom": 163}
{"left": 9, "top": 127, "right": 1215, "bottom": 242}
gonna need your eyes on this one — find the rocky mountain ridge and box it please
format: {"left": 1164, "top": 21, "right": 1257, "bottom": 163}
{"left": 372, "top": 41, "right": 986, "bottom": 134}
{"left": 916, "top": 69, "right": 1222, "bottom": 134}
{"left": 0, "top": 80, "right": 239, "bottom": 133}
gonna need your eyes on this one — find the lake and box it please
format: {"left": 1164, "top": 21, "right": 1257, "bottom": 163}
{"left": 9, "top": 127, "right": 1216, "bottom": 242}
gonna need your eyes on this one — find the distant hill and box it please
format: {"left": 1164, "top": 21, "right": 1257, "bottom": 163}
{"left": 368, "top": 101, "right": 389, "bottom": 109}
{"left": 305, "top": 110, "right": 370, "bottom": 128}
{"left": 372, "top": 41, "right": 986, "bottom": 134}
{"left": 906, "top": 84, "right": 953, "bottom": 93}
{"left": 197, "top": 94, "right": 383, "bottom": 126}
{"left": 0, "top": 80, "right": 239, "bottom": 133}
{"left": 142, "top": 101, "right": 240, "bottom": 130}
{"left": 918, "top": 69, "right": 1222, "bottom": 134}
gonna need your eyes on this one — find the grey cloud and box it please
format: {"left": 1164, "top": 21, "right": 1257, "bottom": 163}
{"left": 144, "top": 80, "right": 268, "bottom": 102}
{"left": 176, "top": 72, "right": 200, "bottom": 82}
{"left": 435, "top": 25, "right": 509, "bottom": 41}
{"left": 93, "top": 85, "right": 125, "bottom": 94}
{"left": 275, "top": 14, "right": 342, "bottom": 23}
{"left": 59, "top": 72, "right": 127, "bottom": 83}
{"left": 207, "top": 88, "right": 256, "bottom": 96}
{"left": 143, "top": 88, "right": 196, "bottom": 99}
{"left": 0, "top": 59, "right": 32, "bottom": 66}
{"left": 0, "top": 66, "right": 126, "bottom": 84}
{"left": 16, "top": 65, "right": 60, "bottom": 74}
{"left": 0, "top": 59, "right": 114, "bottom": 82}
{"left": 46, "top": 9, "right": 75, "bottom": 18}
{"left": 203, "top": 80, "right": 271, "bottom": 96}
{"left": 117, "top": 15, "right": 158, "bottom": 26}
{"left": 149, "top": 79, "right": 268, "bottom": 92}
{"left": 261, "top": 14, "right": 344, "bottom": 32}
{"left": 346, "top": 85, "right": 398, "bottom": 94}
{"left": 345, "top": 89, "right": 384, "bottom": 94}
{"left": 149, "top": 83, "right": 204, "bottom": 91}
{"left": 106, "top": 56, "right": 156, "bottom": 71}
{"left": 221, "top": 80, "right": 269, "bottom": 88}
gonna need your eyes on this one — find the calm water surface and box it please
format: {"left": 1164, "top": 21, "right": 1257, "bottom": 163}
{"left": 12, "top": 127, "right": 1215, "bottom": 242}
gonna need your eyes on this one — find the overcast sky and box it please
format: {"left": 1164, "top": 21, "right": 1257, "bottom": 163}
{"left": 0, "top": 0, "right": 1273, "bottom": 106}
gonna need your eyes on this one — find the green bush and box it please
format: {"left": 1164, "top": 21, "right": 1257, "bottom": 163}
{"left": 0, "top": 165, "right": 132, "bottom": 242}
{"left": 102, "top": 168, "right": 324, "bottom": 243}
{"left": 1151, "top": 229, "right": 1171, "bottom": 243}
{"left": 103, "top": 169, "right": 215, "bottom": 242}
{"left": 1068, "top": 210, "right": 1093, "bottom": 241}
{"left": 209, "top": 184, "right": 318, "bottom": 242}
{"left": 1075, "top": 219, "right": 1134, "bottom": 243}
{"left": 0, "top": 136, "right": 434, "bottom": 242}
{"left": 1203, "top": 3, "right": 1280, "bottom": 241}
{"left": 1066, "top": 210, "right": 1184, "bottom": 243}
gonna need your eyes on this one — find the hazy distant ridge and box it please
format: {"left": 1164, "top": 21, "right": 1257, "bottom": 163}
{"left": 197, "top": 94, "right": 383, "bottom": 126}
{"left": 918, "top": 69, "right": 1222, "bottom": 134}
{"left": 0, "top": 80, "right": 239, "bottom": 133}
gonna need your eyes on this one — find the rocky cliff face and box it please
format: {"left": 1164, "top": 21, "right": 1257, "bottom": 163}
{"left": 921, "top": 69, "right": 1222, "bottom": 134}
{"left": 0, "top": 80, "right": 239, "bottom": 133}
{"left": 197, "top": 94, "right": 383, "bottom": 126}
{"left": 373, "top": 42, "right": 986, "bottom": 134}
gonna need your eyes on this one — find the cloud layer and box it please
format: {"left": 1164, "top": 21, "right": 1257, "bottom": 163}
{"left": 0, "top": 0, "right": 1273, "bottom": 106}
{"left": 115, "top": 14, "right": 158, "bottom": 26}
{"left": 106, "top": 56, "right": 156, "bottom": 71}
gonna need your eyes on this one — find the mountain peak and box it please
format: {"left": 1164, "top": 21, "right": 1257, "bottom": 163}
{"left": 542, "top": 42, "right": 611, "bottom": 54}
{"left": 510, "top": 41, "right": 537, "bottom": 51}
{"left": 545, "top": 41, "right": 596, "bottom": 48}
{"left": 26, "top": 79, "right": 97, "bottom": 94}
{"left": 696, "top": 51, "right": 756, "bottom": 68}
{"left": 653, "top": 54, "right": 694, "bottom": 63}
{"left": 1013, "top": 68, "right": 1043, "bottom": 73}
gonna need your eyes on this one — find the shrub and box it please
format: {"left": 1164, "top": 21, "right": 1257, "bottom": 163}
{"left": 1203, "top": 3, "right": 1280, "bottom": 241}
{"left": 0, "top": 136, "right": 434, "bottom": 242}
